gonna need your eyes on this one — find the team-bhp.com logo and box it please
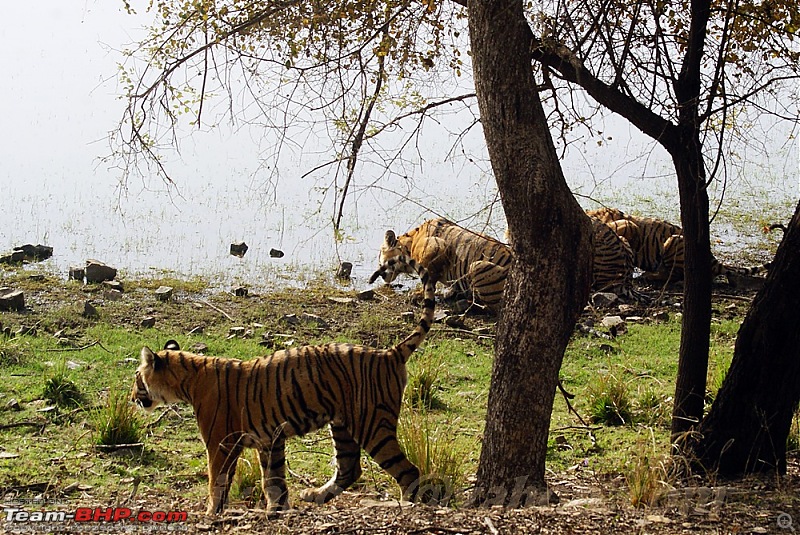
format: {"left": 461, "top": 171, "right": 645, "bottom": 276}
{"left": 4, "top": 506, "right": 188, "bottom": 527}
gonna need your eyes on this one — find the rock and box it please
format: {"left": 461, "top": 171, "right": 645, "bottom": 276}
{"left": 103, "top": 280, "right": 124, "bottom": 292}
{"left": 300, "top": 313, "right": 328, "bottom": 329}
{"left": 233, "top": 287, "right": 249, "bottom": 297}
{"left": 0, "top": 288, "right": 25, "bottom": 311}
{"left": 229, "top": 327, "right": 247, "bottom": 337}
{"left": 401, "top": 311, "right": 416, "bottom": 323}
{"left": 68, "top": 266, "right": 85, "bottom": 281}
{"left": 188, "top": 325, "right": 204, "bottom": 335}
{"left": 83, "top": 301, "right": 98, "bottom": 318}
{"left": 269, "top": 248, "right": 285, "bottom": 258}
{"left": 281, "top": 314, "right": 299, "bottom": 325}
{"left": 591, "top": 292, "right": 618, "bottom": 308}
{"left": 140, "top": 316, "right": 156, "bottom": 328}
{"left": 0, "top": 250, "right": 25, "bottom": 264}
{"left": 155, "top": 286, "right": 173, "bottom": 301}
{"left": 356, "top": 290, "right": 374, "bottom": 301}
{"left": 6, "top": 398, "right": 21, "bottom": 411}
{"left": 336, "top": 262, "right": 353, "bottom": 279}
{"left": 601, "top": 315, "right": 627, "bottom": 337}
{"left": 190, "top": 343, "right": 208, "bottom": 354}
{"left": 104, "top": 289, "right": 123, "bottom": 301}
{"left": 85, "top": 260, "right": 117, "bottom": 283}
{"left": 652, "top": 310, "right": 670, "bottom": 322}
{"left": 230, "top": 242, "right": 248, "bottom": 257}
{"left": 15, "top": 244, "right": 53, "bottom": 261}
{"left": 444, "top": 315, "right": 467, "bottom": 329}
{"left": 328, "top": 296, "right": 355, "bottom": 304}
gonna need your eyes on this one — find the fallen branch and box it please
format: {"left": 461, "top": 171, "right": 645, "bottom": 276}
{"left": 0, "top": 421, "right": 46, "bottom": 431}
{"left": 94, "top": 443, "right": 144, "bottom": 451}
{"left": 45, "top": 340, "right": 112, "bottom": 353}
{"left": 196, "top": 299, "right": 234, "bottom": 321}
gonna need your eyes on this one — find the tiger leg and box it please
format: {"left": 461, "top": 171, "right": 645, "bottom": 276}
{"left": 205, "top": 441, "right": 243, "bottom": 515}
{"left": 299, "top": 424, "right": 362, "bottom": 504}
{"left": 362, "top": 424, "right": 421, "bottom": 502}
{"left": 259, "top": 435, "right": 289, "bottom": 517}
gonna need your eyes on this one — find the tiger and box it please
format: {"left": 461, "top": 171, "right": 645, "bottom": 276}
{"left": 131, "top": 254, "right": 435, "bottom": 517}
{"left": 379, "top": 218, "right": 511, "bottom": 313}
{"left": 587, "top": 207, "right": 771, "bottom": 284}
{"left": 587, "top": 217, "right": 647, "bottom": 302}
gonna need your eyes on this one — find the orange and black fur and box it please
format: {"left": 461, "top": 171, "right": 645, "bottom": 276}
{"left": 132, "top": 255, "right": 435, "bottom": 517}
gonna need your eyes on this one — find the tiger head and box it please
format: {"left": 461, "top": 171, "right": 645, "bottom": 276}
{"left": 378, "top": 230, "right": 414, "bottom": 283}
{"left": 131, "top": 340, "right": 182, "bottom": 412}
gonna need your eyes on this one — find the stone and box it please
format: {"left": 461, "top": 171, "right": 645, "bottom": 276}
{"left": 85, "top": 259, "right": 117, "bottom": 283}
{"left": 15, "top": 244, "right": 53, "bottom": 261}
{"left": 155, "top": 286, "right": 173, "bottom": 301}
{"left": 103, "top": 280, "right": 124, "bottom": 292}
{"left": 6, "top": 398, "right": 21, "bottom": 411}
{"left": 83, "top": 301, "right": 98, "bottom": 318}
{"left": 104, "top": 289, "right": 123, "bottom": 301}
{"left": 0, "top": 288, "right": 25, "bottom": 311}
{"left": 191, "top": 343, "right": 208, "bottom": 353}
{"left": 233, "top": 287, "right": 248, "bottom": 297}
{"left": 68, "top": 266, "right": 85, "bottom": 281}
{"left": 652, "top": 310, "right": 670, "bottom": 322}
{"left": 300, "top": 313, "right": 328, "bottom": 329}
{"left": 0, "top": 250, "right": 25, "bottom": 264}
{"left": 230, "top": 242, "right": 248, "bottom": 257}
{"left": 401, "top": 311, "right": 415, "bottom": 323}
{"left": 336, "top": 262, "right": 353, "bottom": 279}
{"left": 269, "top": 248, "right": 285, "bottom": 258}
{"left": 140, "top": 316, "right": 156, "bottom": 328}
{"left": 356, "top": 290, "right": 374, "bottom": 301}
{"left": 591, "top": 292, "right": 618, "bottom": 308}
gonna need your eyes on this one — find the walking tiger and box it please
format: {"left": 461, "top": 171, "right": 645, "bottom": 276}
{"left": 131, "top": 255, "right": 435, "bottom": 517}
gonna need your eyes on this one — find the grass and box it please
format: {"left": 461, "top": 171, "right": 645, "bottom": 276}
{"left": 0, "top": 266, "right": 763, "bottom": 515}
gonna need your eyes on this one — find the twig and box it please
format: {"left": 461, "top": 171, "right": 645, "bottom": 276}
{"left": 484, "top": 517, "right": 500, "bottom": 535}
{"left": 94, "top": 443, "right": 144, "bottom": 451}
{"left": 45, "top": 340, "right": 112, "bottom": 353}
{"left": 196, "top": 299, "right": 235, "bottom": 321}
{"left": 0, "top": 421, "right": 46, "bottom": 431}
{"left": 431, "top": 327, "right": 494, "bottom": 340}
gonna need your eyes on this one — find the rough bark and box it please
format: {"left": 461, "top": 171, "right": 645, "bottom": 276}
{"left": 688, "top": 200, "right": 800, "bottom": 474}
{"left": 467, "top": 0, "right": 593, "bottom": 506}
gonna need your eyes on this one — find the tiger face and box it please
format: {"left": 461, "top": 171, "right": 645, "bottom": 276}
{"left": 131, "top": 340, "right": 184, "bottom": 411}
{"left": 378, "top": 230, "right": 414, "bottom": 283}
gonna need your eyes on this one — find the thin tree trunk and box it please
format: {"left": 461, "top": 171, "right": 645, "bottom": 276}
{"left": 467, "top": 0, "right": 592, "bottom": 506}
{"left": 690, "top": 200, "right": 800, "bottom": 474}
{"left": 670, "top": 0, "right": 714, "bottom": 439}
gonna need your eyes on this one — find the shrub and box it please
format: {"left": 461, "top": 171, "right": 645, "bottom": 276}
{"left": 587, "top": 372, "right": 633, "bottom": 426}
{"left": 42, "top": 361, "right": 85, "bottom": 409}
{"left": 398, "top": 408, "right": 464, "bottom": 506}
{"left": 626, "top": 437, "right": 672, "bottom": 508}
{"left": 230, "top": 450, "right": 264, "bottom": 506}
{"left": 93, "top": 389, "right": 143, "bottom": 446}
{"left": 407, "top": 351, "right": 446, "bottom": 410}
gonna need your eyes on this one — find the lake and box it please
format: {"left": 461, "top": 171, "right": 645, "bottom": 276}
{"left": 1, "top": 2, "right": 796, "bottom": 291}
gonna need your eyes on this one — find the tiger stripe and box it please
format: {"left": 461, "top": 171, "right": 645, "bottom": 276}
{"left": 132, "top": 254, "right": 435, "bottom": 517}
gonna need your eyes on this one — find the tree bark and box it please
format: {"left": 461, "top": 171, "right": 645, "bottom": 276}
{"left": 467, "top": 0, "right": 593, "bottom": 506}
{"left": 689, "top": 200, "right": 800, "bottom": 474}
{"left": 670, "top": 0, "right": 714, "bottom": 439}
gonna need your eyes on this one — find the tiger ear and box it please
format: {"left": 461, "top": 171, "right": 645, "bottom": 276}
{"left": 141, "top": 346, "right": 165, "bottom": 370}
{"left": 384, "top": 230, "right": 397, "bottom": 247}
{"left": 141, "top": 346, "right": 156, "bottom": 367}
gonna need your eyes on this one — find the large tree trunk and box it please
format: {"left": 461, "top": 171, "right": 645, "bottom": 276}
{"left": 670, "top": 0, "right": 714, "bottom": 439}
{"left": 690, "top": 200, "right": 800, "bottom": 474}
{"left": 467, "top": 0, "right": 593, "bottom": 506}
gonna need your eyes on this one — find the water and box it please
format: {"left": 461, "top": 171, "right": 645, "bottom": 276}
{"left": 1, "top": 2, "right": 797, "bottom": 291}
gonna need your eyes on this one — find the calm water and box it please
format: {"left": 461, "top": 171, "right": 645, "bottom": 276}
{"left": 1, "top": 2, "right": 797, "bottom": 291}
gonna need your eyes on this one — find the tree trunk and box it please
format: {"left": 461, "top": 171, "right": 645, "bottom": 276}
{"left": 670, "top": 0, "right": 714, "bottom": 439}
{"left": 467, "top": 0, "right": 593, "bottom": 506}
{"left": 689, "top": 200, "right": 800, "bottom": 474}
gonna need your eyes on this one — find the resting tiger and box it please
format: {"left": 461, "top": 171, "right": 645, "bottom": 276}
{"left": 132, "top": 255, "right": 435, "bottom": 517}
{"left": 587, "top": 207, "right": 771, "bottom": 284}
{"left": 379, "top": 218, "right": 511, "bottom": 313}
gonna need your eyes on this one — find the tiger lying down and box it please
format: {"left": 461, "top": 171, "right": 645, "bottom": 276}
{"left": 131, "top": 255, "right": 435, "bottom": 517}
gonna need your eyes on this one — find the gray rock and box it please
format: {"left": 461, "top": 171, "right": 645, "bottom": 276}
{"left": 68, "top": 267, "right": 85, "bottom": 281}
{"left": 85, "top": 259, "right": 117, "bottom": 283}
{"left": 356, "top": 290, "right": 375, "bottom": 301}
{"left": 591, "top": 292, "right": 618, "bottom": 308}
{"left": 83, "top": 301, "right": 98, "bottom": 318}
{"left": 103, "top": 280, "right": 124, "bottom": 292}
{"left": 0, "top": 288, "right": 25, "bottom": 311}
{"left": 230, "top": 242, "right": 248, "bottom": 257}
{"left": 336, "top": 262, "right": 353, "bottom": 280}
{"left": 15, "top": 244, "right": 53, "bottom": 261}
{"left": 140, "top": 316, "right": 156, "bottom": 328}
{"left": 104, "top": 289, "right": 123, "bottom": 301}
{"left": 269, "top": 248, "right": 285, "bottom": 258}
{"left": 233, "top": 287, "right": 248, "bottom": 297}
{"left": 155, "top": 286, "right": 173, "bottom": 301}
{"left": 300, "top": 313, "right": 328, "bottom": 329}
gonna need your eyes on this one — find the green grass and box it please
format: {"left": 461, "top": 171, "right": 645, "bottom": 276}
{"left": 0, "top": 271, "right": 747, "bottom": 512}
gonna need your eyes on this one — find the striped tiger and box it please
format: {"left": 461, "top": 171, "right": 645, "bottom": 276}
{"left": 588, "top": 217, "right": 647, "bottom": 302}
{"left": 379, "top": 218, "right": 511, "bottom": 313}
{"left": 588, "top": 207, "right": 771, "bottom": 284}
{"left": 131, "top": 254, "right": 435, "bottom": 517}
